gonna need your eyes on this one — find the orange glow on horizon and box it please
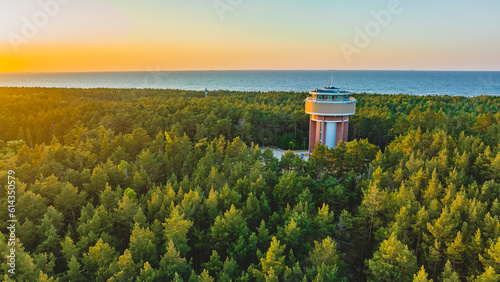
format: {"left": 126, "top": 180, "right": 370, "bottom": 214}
{"left": 0, "top": 40, "right": 342, "bottom": 73}
{"left": 1, "top": 1, "right": 500, "bottom": 72}
{"left": 1, "top": 31, "right": 498, "bottom": 73}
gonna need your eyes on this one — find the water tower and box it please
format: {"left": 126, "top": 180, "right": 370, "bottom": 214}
{"left": 305, "top": 85, "right": 357, "bottom": 153}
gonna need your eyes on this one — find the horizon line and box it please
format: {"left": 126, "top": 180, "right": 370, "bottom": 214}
{"left": 2, "top": 69, "right": 500, "bottom": 74}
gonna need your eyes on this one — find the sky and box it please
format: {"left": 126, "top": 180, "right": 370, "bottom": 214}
{"left": 0, "top": 0, "right": 499, "bottom": 72}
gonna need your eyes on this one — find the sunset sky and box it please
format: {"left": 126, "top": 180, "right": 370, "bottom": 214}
{"left": 1, "top": 0, "right": 499, "bottom": 72}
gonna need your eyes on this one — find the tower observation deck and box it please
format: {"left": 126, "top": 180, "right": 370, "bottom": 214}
{"left": 305, "top": 86, "right": 357, "bottom": 153}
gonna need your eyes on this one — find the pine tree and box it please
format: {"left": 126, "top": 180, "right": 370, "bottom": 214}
{"left": 314, "top": 203, "right": 336, "bottom": 239}
{"left": 129, "top": 222, "right": 158, "bottom": 267}
{"left": 82, "top": 238, "right": 117, "bottom": 281}
{"left": 66, "top": 256, "right": 83, "bottom": 281}
{"left": 163, "top": 205, "right": 193, "bottom": 256}
{"left": 109, "top": 249, "right": 136, "bottom": 281}
{"left": 218, "top": 257, "right": 239, "bottom": 282}
{"left": 202, "top": 250, "right": 223, "bottom": 278}
{"left": 198, "top": 269, "right": 215, "bottom": 282}
{"left": 446, "top": 231, "right": 465, "bottom": 266}
{"left": 159, "top": 240, "right": 191, "bottom": 281}
{"left": 359, "top": 169, "right": 388, "bottom": 240}
{"left": 137, "top": 261, "right": 159, "bottom": 282}
{"left": 440, "top": 260, "right": 460, "bottom": 282}
{"left": 260, "top": 237, "right": 286, "bottom": 278}
{"left": 61, "top": 236, "right": 79, "bottom": 262}
{"left": 475, "top": 266, "right": 500, "bottom": 281}
{"left": 413, "top": 266, "right": 433, "bottom": 282}
{"left": 211, "top": 204, "right": 249, "bottom": 253}
{"left": 367, "top": 233, "right": 418, "bottom": 281}
{"left": 479, "top": 237, "right": 500, "bottom": 273}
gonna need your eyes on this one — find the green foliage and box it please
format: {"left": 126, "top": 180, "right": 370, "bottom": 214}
{"left": 0, "top": 88, "right": 498, "bottom": 281}
{"left": 413, "top": 266, "right": 433, "bottom": 282}
{"left": 259, "top": 236, "right": 286, "bottom": 278}
{"left": 273, "top": 171, "right": 305, "bottom": 207}
{"left": 82, "top": 238, "right": 117, "bottom": 280}
{"left": 367, "top": 233, "right": 418, "bottom": 281}
{"left": 163, "top": 205, "right": 193, "bottom": 256}
{"left": 307, "top": 236, "right": 344, "bottom": 280}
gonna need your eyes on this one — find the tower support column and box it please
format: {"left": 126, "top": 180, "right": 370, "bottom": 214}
{"left": 309, "top": 118, "right": 317, "bottom": 152}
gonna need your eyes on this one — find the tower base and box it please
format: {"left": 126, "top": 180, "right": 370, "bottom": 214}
{"left": 308, "top": 115, "right": 349, "bottom": 153}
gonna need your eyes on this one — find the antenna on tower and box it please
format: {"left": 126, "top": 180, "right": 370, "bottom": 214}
{"left": 330, "top": 70, "right": 335, "bottom": 88}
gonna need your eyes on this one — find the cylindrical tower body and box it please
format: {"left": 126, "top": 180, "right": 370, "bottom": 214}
{"left": 305, "top": 86, "right": 356, "bottom": 153}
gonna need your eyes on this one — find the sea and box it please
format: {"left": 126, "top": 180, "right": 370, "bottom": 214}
{"left": 0, "top": 70, "right": 499, "bottom": 97}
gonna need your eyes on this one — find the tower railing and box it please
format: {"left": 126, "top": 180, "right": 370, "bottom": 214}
{"left": 305, "top": 96, "right": 356, "bottom": 103}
